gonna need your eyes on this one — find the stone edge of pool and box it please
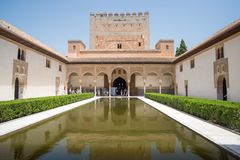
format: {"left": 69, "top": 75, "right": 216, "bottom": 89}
{"left": 138, "top": 97, "right": 240, "bottom": 158}
{"left": 0, "top": 96, "right": 100, "bottom": 137}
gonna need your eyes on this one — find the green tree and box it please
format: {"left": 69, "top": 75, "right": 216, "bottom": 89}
{"left": 176, "top": 39, "right": 187, "bottom": 56}
{"left": 176, "top": 47, "right": 179, "bottom": 56}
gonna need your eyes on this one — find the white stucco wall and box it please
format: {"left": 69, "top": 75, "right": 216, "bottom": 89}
{"left": 224, "top": 35, "right": 240, "bottom": 101}
{"left": 25, "top": 50, "right": 66, "bottom": 98}
{"left": 0, "top": 38, "right": 16, "bottom": 100}
{"left": 175, "top": 48, "right": 216, "bottom": 100}
{"left": 176, "top": 34, "right": 240, "bottom": 102}
{"left": 0, "top": 37, "right": 66, "bottom": 100}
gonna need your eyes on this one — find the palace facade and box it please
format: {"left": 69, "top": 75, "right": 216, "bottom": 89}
{"left": 0, "top": 13, "right": 239, "bottom": 101}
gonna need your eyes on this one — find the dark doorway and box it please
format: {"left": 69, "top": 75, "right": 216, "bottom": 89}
{"left": 112, "top": 77, "right": 127, "bottom": 96}
{"left": 217, "top": 76, "right": 227, "bottom": 101}
{"left": 14, "top": 78, "right": 19, "bottom": 99}
{"left": 223, "top": 78, "right": 227, "bottom": 101}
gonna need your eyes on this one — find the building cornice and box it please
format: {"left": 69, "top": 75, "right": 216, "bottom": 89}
{"left": 173, "top": 19, "right": 240, "bottom": 64}
{"left": 78, "top": 49, "right": 162, "bottom": 54}
{"left": 1, "top": 19, "right": 240, "bottom": 65}
{"left": 0, "top": 20, "right": 68, "bottom": 63}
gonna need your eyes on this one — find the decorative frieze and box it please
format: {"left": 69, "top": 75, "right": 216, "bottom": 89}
{"left": 213, "top": 58, "right": 229, "bottom": 88}
{"left": 12, "top": 59, "right": 28, "bottom": 86}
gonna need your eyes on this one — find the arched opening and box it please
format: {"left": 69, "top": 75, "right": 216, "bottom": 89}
{"left": 146, "top": 72, "right": 159, "bottom": 93}
{"left": 217, "top": 76, "right": 227, "bottom": 101}
{"left": 130, "top": 72, "right": 144, "bottom": 96}
{"left": 96, "top": 72, "right": 109, "bottom": 96}
{"left": 111, "top": 67, "right": 128, "bottom": 96}
{"left": 68, "top": 73, "right": 80, "bottom": 94}
{"left": 223, "top": 78, "right": 227, "bottom": 101}
{"left": 82, "top": 72, "right": 94, "bottom": 93}
{"left": 112, "top": 77, "right": 127, "bottom": 96}
{"left": 14, "top": 78, "right": 19, "bottom": 99}
{"left": 162, "top": 73, "right": 174, "bottom": 94}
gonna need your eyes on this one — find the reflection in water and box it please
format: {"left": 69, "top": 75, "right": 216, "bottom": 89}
{"left": 11, "top": 133, "right": 26, "bottom": 160}
{"left": 0, "top": 98, "right": 237, "bottom": 160}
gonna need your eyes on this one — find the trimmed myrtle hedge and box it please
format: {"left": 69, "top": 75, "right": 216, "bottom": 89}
{"left": 0, "top": 93, "right": 94, "bottom": 123}
{"left": 145, "top": 93, "right": 240, "bottom": 131}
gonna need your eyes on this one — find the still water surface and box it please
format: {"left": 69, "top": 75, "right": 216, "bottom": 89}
{"left": 0, "top": 98, "right": 237, "bottom": 160}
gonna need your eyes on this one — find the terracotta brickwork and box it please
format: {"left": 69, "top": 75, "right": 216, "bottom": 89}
{"left": 90, "top": 12, "right": 150, "bottom": 50}
{"left": 65, "top": 12, "right": 176, "bottom": 95}
{"left": 95, "top": 35, "right": 145, "bottom": 50}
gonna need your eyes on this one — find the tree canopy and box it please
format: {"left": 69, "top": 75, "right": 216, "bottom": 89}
{"left": 176, "top": 39, "right": 187, "bottom": 56}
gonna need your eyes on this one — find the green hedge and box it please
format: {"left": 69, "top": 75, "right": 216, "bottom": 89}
{"left": 0, "top": 93, "right": 94, "bottom": 123}
{"left": 145, "top": 93, "right": 240, "bottom": 131}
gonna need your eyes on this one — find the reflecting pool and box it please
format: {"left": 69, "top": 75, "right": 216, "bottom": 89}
{"left": 0, "top": 98, "right": 237, "bottom": 160}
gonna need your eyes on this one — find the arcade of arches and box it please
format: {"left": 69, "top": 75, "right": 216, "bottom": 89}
{"left": 67, "top": 64, "right": 175, "bottom": 96}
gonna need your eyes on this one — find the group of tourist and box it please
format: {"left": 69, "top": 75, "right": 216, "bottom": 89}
{"left": 68, "top": 87, "right": 129, "bottom": 96}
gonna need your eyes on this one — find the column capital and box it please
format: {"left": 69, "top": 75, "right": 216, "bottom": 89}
{"left": 93, "top": 79, "right": 97, "bottom": 85}
{"left": 143, "top": 79, "right": 146, "bottom": 85}
{"left": 159, "top": 79, "right": 162, "bottom": 84}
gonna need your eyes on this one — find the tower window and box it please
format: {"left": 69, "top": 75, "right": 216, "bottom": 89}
{"left": 138, "top": 42, "right": 141, "bottom": 47}
{"left": 166, "top": 45, "right": 169, "bottom": 50}
{"left": 73, "top": 45, "right": 76, "bottom": 50}
{"left": 117, "top": 43, "right": 122, "bottom": 49}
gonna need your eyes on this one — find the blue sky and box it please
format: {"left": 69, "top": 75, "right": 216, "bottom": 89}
{"left": 0, "top": 0, "right": 239, "bottom": 55}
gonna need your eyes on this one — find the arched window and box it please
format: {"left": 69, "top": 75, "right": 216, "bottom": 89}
{"left": 220, "top": 47, "right": 224, "bottom": 58}
{"left": 217, "top": 48, "right": 220, "bottom": 59}
{"left": 21, "top": 50, "right": 25, "bottom": 61}
{"left": 216, "top": 46, "right": 224, "bottom": 60}
{"left": 17, "top": 49, "right": 21, "bottom": 60}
